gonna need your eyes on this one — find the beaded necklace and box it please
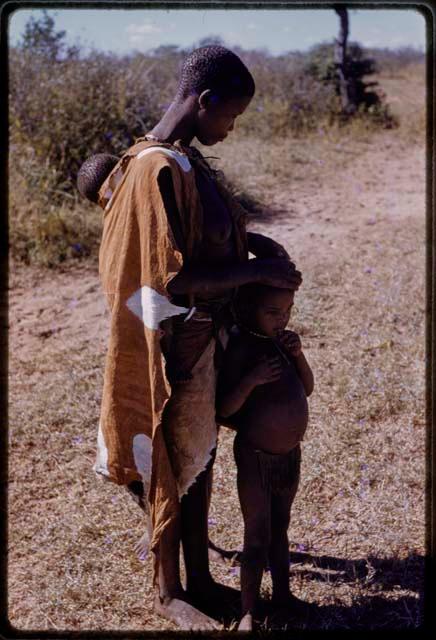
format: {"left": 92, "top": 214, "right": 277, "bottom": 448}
{"left": 243, "top": 326, "right": 291, "bottom": 365}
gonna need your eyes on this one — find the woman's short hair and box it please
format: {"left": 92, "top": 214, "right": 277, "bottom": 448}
{"left": 176, "top": 45, "right": 255, "bottom": 102}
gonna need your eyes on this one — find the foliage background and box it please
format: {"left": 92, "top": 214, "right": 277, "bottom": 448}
{"left": 9, "top": 12, "right": 423, "bottom": 266}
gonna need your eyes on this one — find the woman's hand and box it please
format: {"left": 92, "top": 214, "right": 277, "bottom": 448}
{"left": 247, "top": 232, "right": 291, "bottom": 259}
{"left": 253, "top": 257, "right": 302, "bottom": 290}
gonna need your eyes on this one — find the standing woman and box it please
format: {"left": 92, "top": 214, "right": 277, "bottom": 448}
{"left": 93, "top": 46, "right": 301, "bottom": 630}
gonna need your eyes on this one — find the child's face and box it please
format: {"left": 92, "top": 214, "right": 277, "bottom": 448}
{"left": 196, "top": 94, "right": 252, "bottom": 146}
{"left": 252, "top": 289, "right": 295, "bottom": 338}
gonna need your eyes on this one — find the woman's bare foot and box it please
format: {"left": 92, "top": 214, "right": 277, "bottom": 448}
{"left": 188, "top": 577, "right": 240, "bottom": 605}
{"left": 187, "top": 578, "right": 240, "bottom": 622}
{"left": 237, "top": 612, "right": 253, "bottom": 631}
{"left": 154, "top": 594, "right": 221, "bottom": 630}
{"left": 134, "top": 531, "right": 149, "bottom": 561}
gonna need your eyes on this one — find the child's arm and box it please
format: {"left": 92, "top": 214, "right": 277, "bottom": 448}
{"left": 277, "top": 331, "right": 314, "bottom": 396}
{"left": 216, "top": 343, "right": 283, "bottom": 419}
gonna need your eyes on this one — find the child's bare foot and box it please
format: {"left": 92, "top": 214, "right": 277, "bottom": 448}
{"left": 134, "top": 531, "right": 149, "bottom": 561}
{"left": 237, "top": 612, "right": 253, "bottom": 631}
{"left": 272, "top": 592, "right": 313, "bottom": 612}
{"left": 154, "top": 594, "right": 221, "bottom": 630}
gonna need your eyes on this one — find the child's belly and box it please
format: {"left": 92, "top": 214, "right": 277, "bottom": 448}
{"left": 236, "top": 367, "right": 308, "bottom": 454}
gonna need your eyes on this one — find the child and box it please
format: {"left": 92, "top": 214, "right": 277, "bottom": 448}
{"left": 216, "top": 283, "right": 314, "bottom": 631}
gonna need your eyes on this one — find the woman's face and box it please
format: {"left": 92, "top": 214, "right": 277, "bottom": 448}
{"left": 196, "top": 93, "right": 252, "bottom": 146}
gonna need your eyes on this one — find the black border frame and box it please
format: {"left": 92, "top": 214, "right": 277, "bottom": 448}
{"left": 0, "top": 1, "right": 433, "bottom": 637}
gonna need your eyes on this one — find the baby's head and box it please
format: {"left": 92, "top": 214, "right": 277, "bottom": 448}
{"left": 77, "top": 153, "right": 119, "bottom": 203}
{"left": 236, "top": 283, "right": 295, "bottom": 338}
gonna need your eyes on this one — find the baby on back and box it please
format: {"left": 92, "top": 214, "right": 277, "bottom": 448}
{"left": 76, "top": 153, "right": 119, "bottom": 203}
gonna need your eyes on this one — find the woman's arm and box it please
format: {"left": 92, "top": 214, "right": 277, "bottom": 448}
{"left": 167, "top": 258, "right": 301, "bottom": 296}
{"left": 157, "top": 168, "right": 301, "bottom": 296}
{"left": 247, "top": 231, "right": 291, "bottom": 260}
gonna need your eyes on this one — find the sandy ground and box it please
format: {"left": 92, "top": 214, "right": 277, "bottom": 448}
{"left": 7, "top": 66, "right": 427, "bottom": 632}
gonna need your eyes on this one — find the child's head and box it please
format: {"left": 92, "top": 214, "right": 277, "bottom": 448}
{"left": 77, "top": 153, "right": 119, "bottom": 203}
{"left": 175, "top": 46, "right": 255, "bottom": 146}
{"left": 236, "top": 284, "right": 295, "bottom": 338}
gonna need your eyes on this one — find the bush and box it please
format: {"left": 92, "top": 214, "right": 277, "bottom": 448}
{"left": 9, "top": 14, "right": 409, "bottom": 266}
{"left": 9, "top": 48, "right": 174, "bottom": 194}
{"left": 9, "top": 143, "right": 102, "bottom": 266}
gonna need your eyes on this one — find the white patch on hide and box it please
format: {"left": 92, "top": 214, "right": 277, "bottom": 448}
{"left": 136, "top": 146, "right": 192, "bottom": 173}
{"left": 93, "top": 422, "right": 110, "bottom": 478}
{"left": 126, "top": 285, "right": 189, "bottom": 330}
{"left": 132, "top": 434, "right": 154, "bottom": 560}
{"left": 132, "top": 433, "right": 153, "bottom": 486}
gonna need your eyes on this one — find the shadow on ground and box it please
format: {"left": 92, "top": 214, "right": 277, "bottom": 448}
{"left": 207, "top": 551, "right": 425, "bottom": 630}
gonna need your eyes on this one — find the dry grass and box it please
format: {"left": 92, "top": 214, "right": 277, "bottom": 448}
{"left": 7, "top": 65, "right": 426, "bottom": 631}
{"left": 9, "top": 145, "right": 102, "bottom": 267}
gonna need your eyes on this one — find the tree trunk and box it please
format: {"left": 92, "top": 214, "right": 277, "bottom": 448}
{"left": 334, "top": 6, "right": 357, "bottom": 114}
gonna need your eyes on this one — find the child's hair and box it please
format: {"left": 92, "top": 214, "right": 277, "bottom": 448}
{"left": 77, "top": 153, "right": 119, "bottom": 203}
{"left": 235, "top": 283, "right": 292, "bottom": 324}
{"left": 176, "top": 45, "right": 255, "bottom": 102}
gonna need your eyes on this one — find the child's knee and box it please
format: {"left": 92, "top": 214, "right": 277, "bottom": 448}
{"left": 271, "top": 503, "right": 291, "bottom": 532}
{"left": 243, "top": 518, "right": 270, "bottom": 559}
{"left": 271, "top": 511, "right": 291, "bottom": 536}
{"left": 243, "top": 541, "right": 269, "bottom": 566}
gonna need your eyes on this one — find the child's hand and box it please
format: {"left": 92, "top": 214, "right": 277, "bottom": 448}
{"left": 246, "top": 355, "right": 283, "bottom": 387}
{"left": 277, "top": 330, "right": 302, "bottom": 357}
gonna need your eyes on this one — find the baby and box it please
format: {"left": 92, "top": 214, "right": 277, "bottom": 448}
{"left": 76, "top": 153, "right": 119, "bottom": 203}
{"left": 216, "top": 283, "right": 314, "bottom": 631}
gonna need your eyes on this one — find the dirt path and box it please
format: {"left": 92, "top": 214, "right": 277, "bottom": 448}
{"left": 9, "top": 130, "right": 425, "bottom": 353}
{"left": 8, "top": 127, "right": 426, "bottom": 631}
